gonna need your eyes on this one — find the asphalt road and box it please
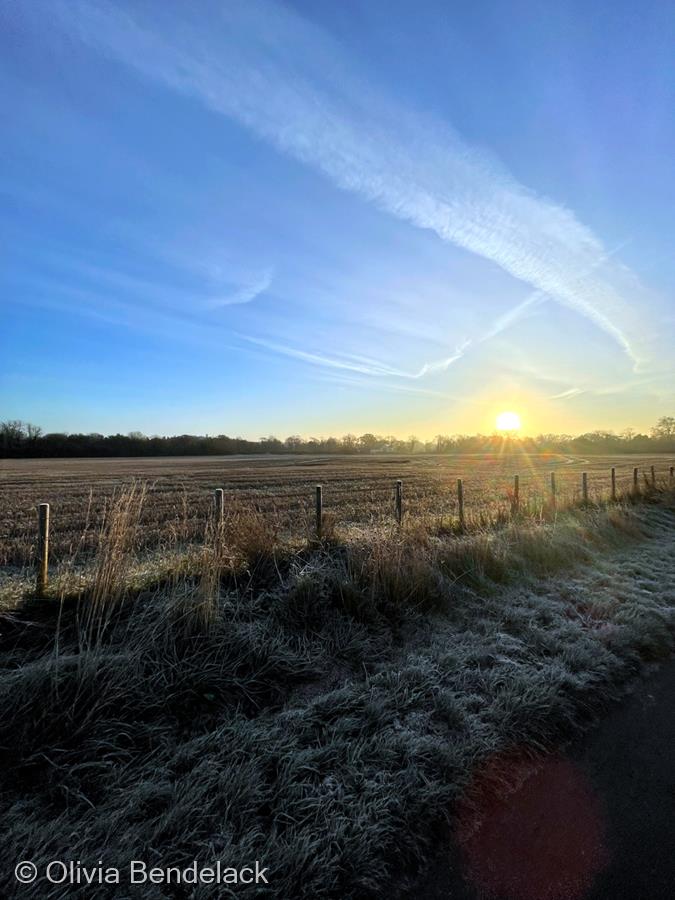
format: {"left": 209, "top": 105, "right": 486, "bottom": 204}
{"left": 416, "top": 657, "right": 675, "bottom": 900}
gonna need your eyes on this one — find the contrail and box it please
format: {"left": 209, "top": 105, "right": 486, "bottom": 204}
{"left": 44, "top": 0, "right": 656, "bottom": 370}
{"left": 479, "top": 292, "right": 545, "bottom": 342}
{"left": 239, "top": 333, "right": 467, "bottom": 379}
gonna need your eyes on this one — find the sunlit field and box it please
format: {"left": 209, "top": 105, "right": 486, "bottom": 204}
{"left": 1, "top": 452, "right": 671, "bottom": 568}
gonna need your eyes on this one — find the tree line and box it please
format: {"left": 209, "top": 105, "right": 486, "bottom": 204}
{"left": 1, "top": 417, "right": 674, "bottom": 459}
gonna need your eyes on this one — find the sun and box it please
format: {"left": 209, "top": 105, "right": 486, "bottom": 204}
{"left": 495, "top": 410, "right": 521, "bottom": 432}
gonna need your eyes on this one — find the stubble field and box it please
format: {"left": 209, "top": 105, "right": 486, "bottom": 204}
{"left": 1, "top": 452, "right": 672, "bottom": 568}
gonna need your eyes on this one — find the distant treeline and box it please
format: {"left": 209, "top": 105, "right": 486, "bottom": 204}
{"left": 1, "top": 417, "right": 674, "bottom": 458}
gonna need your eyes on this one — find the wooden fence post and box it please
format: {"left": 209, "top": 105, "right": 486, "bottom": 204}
{"left": 610, "top": 467, "right": 616, "bottom": 502}
{"left": 513, "top": 474, "right": 519, "bottom": 514}
{"left": 582, "top": 472, "right": 588, "bottom": 504}
{"left": 214, "top": 488, "right": 224, "bottom": 525}
{"left": 550, "top": 471, "right": 556, "bottom": 506}
{"left": 315, "top": 484, "right": 323, "bottom": 539}
{"left": 395, "top": 479, "right": 403, "bottom": 526}
{"left": 457, "top": 478, "right": 465, "bottom": 532}
{"left": 37, "top": 503, "right": 50, "bottom": 598}
{"left": 651, "top": 465, "right": 656, "bottom": 487}
{"left": 633, "top": 467, "right": 639, "bottom": 492}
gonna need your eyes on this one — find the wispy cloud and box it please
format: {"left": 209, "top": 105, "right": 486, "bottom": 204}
{"left": 410, "top": 341, "right": 471, "bottom": 377}
{"left": 479, "top": 292, "right": 546, "bottom": 342}
{"left": 7, "top": 281, "right": 227, "bottom": 348}
{"left": 240, "top": 334, "right": 405, "bottom": 377}
{"left": 548, "top": 387, "right": 586, "bottom": 401}
{"left": 8, "top": 241, "right": 273, "bottom": 318}
{"left": 45, "top": 0, "right": 658, "bottom": 372}
{"left": 240, "top": 333, "right": 468, "bottom": 380}
{"left": 318, "top": 371, "right": 448, "bottom": 399}
{"left": 205, "top": 268, "right": 273, "bottom": 309}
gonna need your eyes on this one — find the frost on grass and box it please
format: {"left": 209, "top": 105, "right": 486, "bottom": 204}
{"left": 0, "top": 499, "right": 673, "bottom": 898}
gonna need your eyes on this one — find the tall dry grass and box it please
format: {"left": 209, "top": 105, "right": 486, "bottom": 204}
{"left": 3, "top": 475, "right": 667, "bottom": 616}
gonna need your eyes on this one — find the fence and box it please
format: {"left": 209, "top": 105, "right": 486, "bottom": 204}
{"left": 32, "top": 463, "right": 675, "bottom": 597}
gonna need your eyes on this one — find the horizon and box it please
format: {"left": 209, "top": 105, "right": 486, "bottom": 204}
{"left": 3, "top": 416, "right": 674, "bottom": 446}
{"left": 2, "top": 1, "right": 674, "bottom": 438}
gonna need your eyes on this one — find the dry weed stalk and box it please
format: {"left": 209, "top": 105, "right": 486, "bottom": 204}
{"left": 80, "top": 482, "right": 146, "bottom": 644}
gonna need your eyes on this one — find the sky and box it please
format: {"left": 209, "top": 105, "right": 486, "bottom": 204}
{"left": 1, "top": 0, "right": 674, "bottom": 440}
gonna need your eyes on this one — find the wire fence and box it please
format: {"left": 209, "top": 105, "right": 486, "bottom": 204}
{"left": 31, "top": 463, "right": 675, "bottom": 597}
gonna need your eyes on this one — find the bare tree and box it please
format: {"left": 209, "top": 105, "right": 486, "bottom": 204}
{"left": 358, "top": 433, "right": 380, "bottom": 451}
{"left": 652, "top": 416, "right": 675, "bottom": 438}
{"left": 0, "top": 420, "right": 26, "bottom": 454}
{"left": 435, "top": 434, "right": 450, "bottom": 453}
{"left": 26, "top": 423, "right": 43, "bottom": 441}
{"left": 342, "top": 433, "right": 358, "bottom": 451}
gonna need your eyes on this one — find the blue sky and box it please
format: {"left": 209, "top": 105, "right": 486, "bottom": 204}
{"left": 2, "top": 0, "right": 673, "bottom": 438}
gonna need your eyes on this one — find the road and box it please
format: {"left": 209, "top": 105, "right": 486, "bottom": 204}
{"left": 416, "top": 652, "right": 675, "bottom": 900}
{"left": 413, "top": 511, "right": 675, "bottom": 900}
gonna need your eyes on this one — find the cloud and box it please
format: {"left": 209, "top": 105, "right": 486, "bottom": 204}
{"left": 240, "top": 333, "right": 468, "bottom": 380}
{"left": 548, "top": 387, "right": 586, "bottom": 400}
{"left": 205, "top": 268, "right": 273, "bottom": 308}
{"left": 410, "top": 341, "right": 471, "bottom": 377}
{"left": 479, "top": 292, "right": 546, "bottom": 342}
{"left": 318, "top": 372, "right": 448, "bottom": 399}
{"left": 240, "top": 334, "right": 405, "bottom": 377}
{"left": 10, "top": 240, "right": 273, "bottom": 318}
{"left": 44, "top": 0, "right": 658, "bottom": 372}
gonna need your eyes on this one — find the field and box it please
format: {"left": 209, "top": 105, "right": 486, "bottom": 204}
{"left": 1, "top": 452, "right": 672, "bottom": 568}
{"left": 0, "top": 453, "right": 674, "bottom": 898}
